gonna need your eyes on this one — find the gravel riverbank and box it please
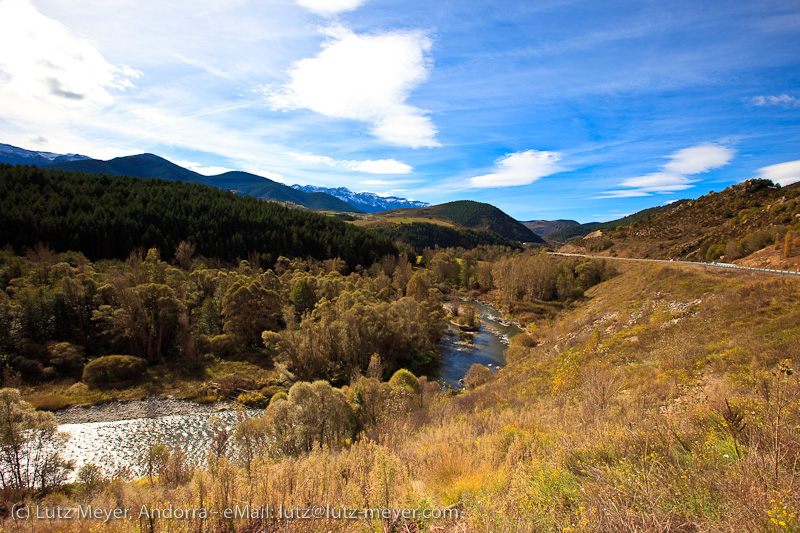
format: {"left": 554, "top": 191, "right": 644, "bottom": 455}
{"left": 55, "top": 397, "right": 239, "bottom": 425}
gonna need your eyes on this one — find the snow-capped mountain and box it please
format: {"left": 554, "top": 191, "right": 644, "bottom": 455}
{"left": 291, "top": 184, "right": 429, "bottom": 213}
{"left": 0, "top": 143, "right": 91, "bottom": 166}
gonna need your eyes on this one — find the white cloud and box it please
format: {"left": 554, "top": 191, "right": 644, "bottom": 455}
{"left": 619, "top": 172, "right": 695, "bottom": 192}
{"left": 750, "top": 94, "right": 800, "bottom": 108}
{"left": 350, "top": 159, "right": 412, "bottom": 174}
{"left": 595, "top": 189, "right": 653, "bottom": 199}
{"left": 296, "top": 0, "right": 367, "bottom": 16}
{"left": 172, "top": 160, "right": 236, "bottom": 176}
{"left": 467, "top": 150, "right": 564, "bottom": 188}
{"left": 0, "top": 0, "right": 139, "bottom": 109}
{"left": 288, "top": 151, "right": 412, "bottom": 174}
{"left": 269, "top": 27, "right": 438, "bottom": 148}
{"left": 602, "top": 143, "right": 734, "bottom": 197}
{"left": 757, "top": 160, "right": 800, "bottom": 187}
{"left": 663, "top": 144, "right": 735, "bottom": 175}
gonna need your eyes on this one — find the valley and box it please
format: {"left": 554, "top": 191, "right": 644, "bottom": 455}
{"left": 0, "top": 164, "right": 799, "bottom": 533}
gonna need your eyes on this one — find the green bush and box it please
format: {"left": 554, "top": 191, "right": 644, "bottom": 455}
{"left": 270, "top": 391, "right": 288, "bottom": 405}
{"left": 82, "top": 355, "right": 147, "bottom": 388}
{"left": 209, "top": 334, "right": 237, "bottom": 358}
{"left": 388, "top": 368, "right": 421, "bottom": 394}
{"left": 47, "top": 342, "right": 85, "bottom": 376}
{"left": 237, "top": 392, "right": 269, "bottom": 408}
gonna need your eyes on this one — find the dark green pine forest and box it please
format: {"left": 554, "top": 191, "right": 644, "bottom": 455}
{"left": 0, "top": 164, "right": 397, "bottom": 268}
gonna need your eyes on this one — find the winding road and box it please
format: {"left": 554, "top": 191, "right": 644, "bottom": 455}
{"left": 548, "top": 252, "right": 800, "bottom": 277}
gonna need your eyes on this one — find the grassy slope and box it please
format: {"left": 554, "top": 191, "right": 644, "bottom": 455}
{"left": 369, "top": 200, "right": 544, "bottom": 243}
{"left": 202, "top": 260, "right": 798, "bottom": 532}
{"left": 567, "top": 180, "right": 800, "bottom": 262}
{"left": 429, "top": 261, "right": 800, "bottom": 530}
{"left": 21, "top": 259, "right": 800, "bottom": 532}
{"left": 548, "top": 202, "right": 687, "bottom": 243}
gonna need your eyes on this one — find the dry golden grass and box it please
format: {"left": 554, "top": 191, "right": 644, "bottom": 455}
{"left": 11, "top": 262, "right": 800, "bottom": 533}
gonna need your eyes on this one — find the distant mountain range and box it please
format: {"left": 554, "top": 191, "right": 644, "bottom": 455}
{"left": 1, "top": 144, "right": 361, "bottom": 213}
{"left": 521, "top": 219, "right": 580, "bottom": 237}
{"left": 0, "top": 143, "right": 442, "bottom": 214}
{"left": 0, "top": 143, "right": 91, "bottom": 166}
{"left": 292, "top": 184, "right": 429, "bottom": 213}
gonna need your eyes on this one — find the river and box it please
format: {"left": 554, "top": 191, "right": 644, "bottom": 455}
{"left": 57, "top": 300, "right": 521, "bottom": 478}
{"left": 423, "top": 300, "right": 523, "bottom": 388}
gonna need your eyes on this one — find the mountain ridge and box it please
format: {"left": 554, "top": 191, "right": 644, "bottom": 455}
{"left": 521, "top": 219, "right": 580, "bottom": 237}
{"left": 292, "top": 184, "right": 429, "bottom": 213}
{"left": 0, "top": 143, "right": 91, "bottom": 166}
{"left": 30, "top": 151, "right": 362, "bottom": 213}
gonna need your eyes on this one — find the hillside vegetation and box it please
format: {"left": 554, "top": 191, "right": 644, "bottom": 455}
{"left": 371, "top": 221, "right": 520, "bottom": 251}
{"left": 0, "top": 164, "right": 395, "bottom": 266}
{"left": 548, "top": 202, "right": 687, "bottom": 242}
{"left": 371, "top": 200, "right": 543, "bottom": 243}
{"left": 3, "top": 168, "right": 800, "bottom": 532}
{"left": 565, "top": 179, "right": 800, "bottom": 265}
{"left": 6, "top": 249, "right": 799, "bottom": 533}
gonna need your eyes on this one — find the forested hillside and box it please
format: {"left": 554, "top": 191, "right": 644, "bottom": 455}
{"left": 0, "top": 165, "right": 395, "bottom": 267}
{"left": 377, "top": 200, "right": 543, "bottom": 243}
{"left": 372, "top": 221, "right": 519, "bottom": 251}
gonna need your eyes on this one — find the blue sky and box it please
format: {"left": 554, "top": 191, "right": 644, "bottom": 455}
{"left": 0, "top": 0, "right": 799, "bottom": 222}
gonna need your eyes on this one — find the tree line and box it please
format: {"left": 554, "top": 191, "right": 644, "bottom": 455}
{"left": 0, "top": 244, "right": 446, "bottom": 386}
{"left": 0, "top": 164, "right": 397, "bottom": 268}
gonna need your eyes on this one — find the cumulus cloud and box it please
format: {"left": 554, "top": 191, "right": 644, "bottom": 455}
{"left": 756, "top": 160, "right": 800, "bottom": 187}
{"left": 0, "top": 0, "right": 140, "bottom": 109}
{"left": 269, "top": 27, "right": 438, "bottom": 148}
{"left": 288, "top": 151, "right": 412, "bottom": 174}
{"left": 601, "top": 143, "right": 734, "bottom": 197}
{"left": 750, "top": 94, "right": 800, "bottom": 108}
{"left": 467, "top": 150, "right": 564, "bottom": 188}
{"left": 296, "top": 0, "right": 367, "bottom": 16}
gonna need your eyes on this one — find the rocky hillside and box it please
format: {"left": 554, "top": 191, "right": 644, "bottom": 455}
{"left": 567, "top": 179, "right": 800, "bottom": 264}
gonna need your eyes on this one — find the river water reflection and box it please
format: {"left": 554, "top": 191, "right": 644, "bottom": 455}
{"left": 58, "top": 300, "right": 521, "bottom": 477}
{"left": 423, "top": 300, "right": 522, "bottom": 388}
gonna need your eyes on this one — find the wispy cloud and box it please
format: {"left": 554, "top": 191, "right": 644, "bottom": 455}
{"left": 288, "top": 152, "right": 412, "bottom": 174}
{"left": 268, "top": 27, "right": 438, "bottom": 148}
{"left": 757, "top": 160, "right": 800, "bottom": 187}
{"left": 599, "top": 143, "right": 735, "bottom": 197}
{"left": 466, "top": 150, "right": 564, "bottom": 188}
{"left": 0, "top": 0, "right": 139, "bottom": 110}
{"left": 750, "top": 94, "right": 800, "bottom": 108}
{"left": 295, "top": 0, "right": 368, "bottom": 17}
